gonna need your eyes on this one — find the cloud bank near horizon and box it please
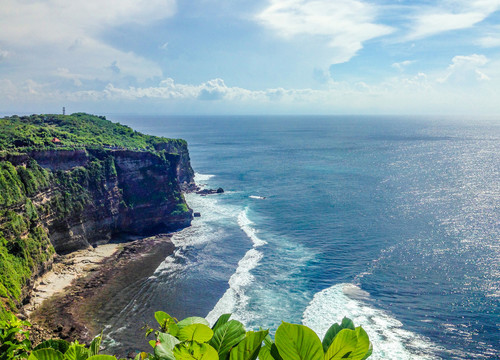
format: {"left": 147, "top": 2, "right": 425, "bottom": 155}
{"left": 1, "top": 0, "right": 499, "bottom": 115}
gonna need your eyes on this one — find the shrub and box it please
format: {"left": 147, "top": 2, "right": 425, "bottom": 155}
{"left": 0, "top": 311, "right": 372, "bottom": 360}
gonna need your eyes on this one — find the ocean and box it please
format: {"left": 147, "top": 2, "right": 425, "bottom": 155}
{"left": 100, "top": 115, "right": 499, "bottom": 359}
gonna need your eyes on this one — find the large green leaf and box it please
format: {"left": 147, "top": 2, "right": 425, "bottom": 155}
{"left": 178, "top": 324, "right": 214, "bottom": 343}
{"left": 211, "top": 314, "right": 232, "bottom": 332}
{"left": 229, "top": 330, "right": 268, "bottom": 360}
{"left": 324, "top": 329, "right": 357, "bottom": 360}
{"left": 340, "top": 318, "right": 355, "bottom": 331}
{"left": 322, "top": 324, "right": 341, "bottom": 353}
{"left": 88, "top": 334, "right": 102, "bottom": 357}
{"left": 173, "top": 342, "right": 219, "bottom": 360}
{"left": 28, "top": 348, "right": 64, "bottom": 360}
{"left": 64, "top": 344, "right": 89, "bottom": 360}
{"left": 322, "top": 317, "right": 355, "bottom": 353}
{"left": 34, "top": 340, "right": 70, "bottom": 354}
{"left": 258, "top": 345, "right": 273, "bottom": 360}
{"left": 86, "top": 356, "right": 117, "bottom": 360}
{"left": 177, "top": 317, "right": 210, "bottom": 330}
{"left": 274, "top": 322, "right": 323, "bottom": 360}
{"left": 209, "top": 320, "right": 246, "bottom": 360}
{"left": 361, "top": 343, "right": 373, "bottom": 360}
{"left": 154, "top": 332, "right": 180, "bottom": 360}
{"left": 348, "top": 328, "right": 371, "bottom": 360}
{"left": 155, "top": 312, "right": 179, "bottom": 335}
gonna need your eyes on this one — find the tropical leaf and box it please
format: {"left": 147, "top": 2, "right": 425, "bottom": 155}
{"left": 324, "top": 329, "right": 357, "bottom": 360}
{"left": 154, "top": 332, "right": 179, "bottom": 360}
{"left": 322, "top": 317, "right": 355, "bottom": 353}
{"left": 349, "top": 327, "right": 371, "bottom": 360}
{"left": 28, "top": 348, "right": 64, "bottom": 360}
{"left": 34, "top": 339, "right": 70, "bottom": 354}
{"left": 361, "top": 343, "right": 373, "bottom": 360}
{"left": 177, "top": 317, "right": 210, "bottom": 330}
{"left": 211, "top": 314, "right": 231, "bottom": 332}
{"left": 178, "top": 324, "right": 214, "bottom": 343}
{"left": 322, "top": 324, "right": 342, "bottom": 353}
{"left": 64, "top": 344, "right": 89, "bottom": 360}
{"left": 155, "top": 312, "right": 178, "bottom": 335}
{"left": 134, "top": 352, "right": 150, "bottom": 360}
{"left": 209, "top": 320, "right": 246, "bottom": 360}
{"left": 340, "top": 318, "right": 355, "bottom": 331}
{"left": 86, "top": 356, "right": 117, "bottom": 360}
{"left": 257, "top": 345, "right": 273, "bottom": 360}
{"left": 274, "top": 322, "right": 323, "bottom": 360}
{"left": 88, "top": 334, "right": 102, "bottom": 357}
{"left": 173, "top": 342, "right": 219, "bottom": 360}
{"left": 229, "top": 330, "right": 268, "bottom": 360}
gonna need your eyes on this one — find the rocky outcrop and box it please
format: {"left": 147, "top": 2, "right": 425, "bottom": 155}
{"left": 29, "top": 150, "right": 89, "bottom": 171}
{"left": 154, "top": 140, "right": 196, "bottom": 190}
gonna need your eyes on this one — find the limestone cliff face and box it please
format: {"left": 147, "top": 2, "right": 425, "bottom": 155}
{"left": 12, "top": 147, "right": 194, "bottom": 254}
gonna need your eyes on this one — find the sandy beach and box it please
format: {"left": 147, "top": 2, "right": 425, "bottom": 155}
{"left": 24, "top": 243, "right": 121, "bottom": 316}
{"left": 24, "top": 235, "right": 175, "bottom": 345}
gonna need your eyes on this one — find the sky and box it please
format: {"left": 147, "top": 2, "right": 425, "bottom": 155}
{"left": 1, "top": 0, "right": 500, "bottom": 115}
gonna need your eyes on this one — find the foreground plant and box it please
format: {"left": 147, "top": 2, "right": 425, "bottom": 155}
{"left": 139, "top": 312, "right": 372, "bottom": 360}
{"left": 0, "top": 312, "right": 372, "bottom": 360}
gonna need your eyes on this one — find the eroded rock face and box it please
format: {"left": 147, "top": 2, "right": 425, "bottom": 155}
{"left": 27, "top": 147, "right": 194, "bottom": 254}
{"left": 29, "top": 150, "right": 89, "bottom": 171}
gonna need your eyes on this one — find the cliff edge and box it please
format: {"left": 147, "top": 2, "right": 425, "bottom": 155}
{"left": 0, "top": 113, "right": 195, "bottom": 319}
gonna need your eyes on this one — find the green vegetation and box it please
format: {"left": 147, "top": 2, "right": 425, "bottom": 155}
{"left": 0, "top": 113, "right": 192, "bottom": 322}
{"left": 0, "top": 160, "right": 54, "bottom": 320}
{"left": 0, "top": 311, "right": 372, "bottom": 360}
{"left": 0, "top": 113, "right": 187, "bottom": 152}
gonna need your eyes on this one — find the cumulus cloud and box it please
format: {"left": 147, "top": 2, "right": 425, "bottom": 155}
{"left": 256, "top": 0, "right": 393, "bottom": 64}
{"left": 407, "top": 0, "right": 500, "bottom": 39}
{"left": 438, "top": 54, "right": 490, "bottom": 84}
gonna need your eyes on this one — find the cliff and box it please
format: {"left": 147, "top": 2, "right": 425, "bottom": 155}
{"left": 0, "top": 113, "right": 195, "bottom": 319}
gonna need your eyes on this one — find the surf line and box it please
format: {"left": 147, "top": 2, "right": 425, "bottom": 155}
{"left": 206, "top": 207, "right": 267, "bottom": 325}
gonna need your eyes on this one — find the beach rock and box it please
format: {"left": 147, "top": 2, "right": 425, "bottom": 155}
{"left": 194, "top": 212, "right": 201, "bottom": 217}
{"left": 196, "top": 187, "right": 224, "bottom": 196}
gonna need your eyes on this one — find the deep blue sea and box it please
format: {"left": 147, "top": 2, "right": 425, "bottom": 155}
{"left": 104, "top": 115, "right": 499, "bottom": 359}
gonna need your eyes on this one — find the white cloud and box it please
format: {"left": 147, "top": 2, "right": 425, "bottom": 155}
{"left": 438, "top": 54, "right": 490, "bottom": 83}
{"left": 392, "top": 60, "right": 415, "bottom": 71}
{"left": 0, "top": 0, "right": 176, "bottom": 83}
{"left": 479, "top": 36, "right": 500, "bottom": 47}
{"left": 407, "top": 0, "right": 500, "bottom": 39}
{"left": 478, "top": 26, "right": 500, "bottom": 47}
{"left": 256, "top": 0, "right": 393, "bottom": 64}
{"left": 2, "top": 52, "right": 499, "bottom": 115}
{"left": 0, "top": 48, "right": 10, "bottom": 61}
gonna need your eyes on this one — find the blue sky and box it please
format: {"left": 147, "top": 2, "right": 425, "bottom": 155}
{"left": 1, "top": 0, "right": 499, "bottom": 115}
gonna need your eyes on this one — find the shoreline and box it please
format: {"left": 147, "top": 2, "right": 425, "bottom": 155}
{"left": 24, "top": 243, "right": 121, "bottom": 317}
{"left": 24, "top": 234, "right": 175, "bottom": 346}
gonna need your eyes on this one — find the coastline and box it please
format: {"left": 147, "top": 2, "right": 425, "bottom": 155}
{"left": 24, "top": 234, "right": 175, "bottom": 346}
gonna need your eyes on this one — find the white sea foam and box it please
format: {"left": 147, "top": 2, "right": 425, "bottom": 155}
{"left": 249, "top": 195, "right": 266, "bottom": 200}
{"left": 237, "top": 210, "right": 267, "bottom": 247}
{"left": 302, "top": 284, "right": 440, "bottom": 360}
{"left": 151, "top": 190, "right": 238, "bottom": 278}
{"left": 206, "top": 208, "right": 267, "bottom": 324}
{"left": 194, "top": 173, "right": 216, "bottom": 182}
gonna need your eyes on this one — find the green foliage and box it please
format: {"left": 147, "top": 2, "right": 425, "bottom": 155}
{"left": 0, "top": 312, "right": 372, "bottom": 360}
{"left": 0, "top": 113, "right": 185, "bottom": 152}
{"left": 0, "top": 160, "right": 54, "bottom": 320}
{"left": 171, "top": 204, "right": 189, "bottom": 216}
{"left": 0, "top": 312, "right": 31, "bottom": 359}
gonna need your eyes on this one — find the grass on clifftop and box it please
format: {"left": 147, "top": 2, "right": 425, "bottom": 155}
{"left": 0, "top": 113, "right": 186, "bottom": 152}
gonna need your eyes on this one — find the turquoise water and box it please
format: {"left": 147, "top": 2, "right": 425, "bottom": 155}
{"left": 105, "top": 116, "right": 499, "bottom": 359}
